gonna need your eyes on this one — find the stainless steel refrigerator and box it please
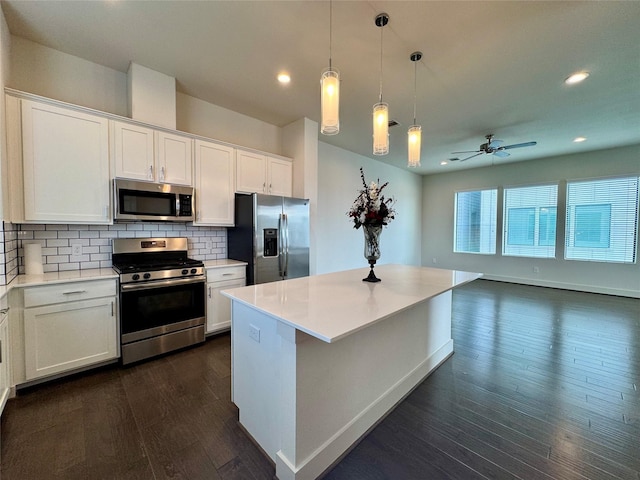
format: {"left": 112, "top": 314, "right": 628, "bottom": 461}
{"left": 228, "top": 193, "right": 310, "bottom": 285}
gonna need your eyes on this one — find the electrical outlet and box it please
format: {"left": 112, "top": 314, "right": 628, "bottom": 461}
{"left": 249, "top": 324, "right": 261, "bottom": 343}
{"left": 206, "top": 241, "right": 213, "bottom": 250}
{"left": 71, "top": 244, "right": 82, "bottom": 256}
{"left": 533, "top": 266, "right": 540, "bottom": 273}
{"left": 432, "top": 257, "right": 437, "bottom": 264}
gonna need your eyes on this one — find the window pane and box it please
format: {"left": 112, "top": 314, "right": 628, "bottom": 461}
{"left": 539, "top": 207, "right": 557, "bottom": 246}
{"left": 454, "top": 189, "right": 497, "bottom": 254}
{"left": 503, "top": 184, "right": 557, "bottom": 258}
{"left": 574, "top": 204, "right": 611, "bottom": 248}
{"left": 507, "top": 208, "right": 534, "bottom": 245}
{"left": 566, "top": 177, "right": 638, "bottom": 263}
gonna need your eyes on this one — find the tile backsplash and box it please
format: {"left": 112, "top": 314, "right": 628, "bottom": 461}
{"left": 1, "top": 222, "right": 19, "bottom": 285}
{"left": 15, "top": 222, "right": 227, "bottom": 275}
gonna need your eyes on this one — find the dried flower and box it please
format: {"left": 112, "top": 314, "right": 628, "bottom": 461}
{"left": 347, "top": 167, "right": 396, "bottom": 229}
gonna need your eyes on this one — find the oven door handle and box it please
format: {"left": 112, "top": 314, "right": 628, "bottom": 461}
{"left": 120, "top": 276, "right": 206, "bottom": 292}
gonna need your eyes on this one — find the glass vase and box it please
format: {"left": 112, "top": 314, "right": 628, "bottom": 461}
{"left": 362, "top": 224, "right": 382, "bottom": 282}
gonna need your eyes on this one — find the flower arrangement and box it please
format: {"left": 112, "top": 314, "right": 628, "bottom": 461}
{"left": 347, "top": 167, "right": 396, "bottom": 229}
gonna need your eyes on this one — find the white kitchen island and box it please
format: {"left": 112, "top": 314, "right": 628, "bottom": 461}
{"left": 221, "top": 264, "right": 481, "bottom": 480}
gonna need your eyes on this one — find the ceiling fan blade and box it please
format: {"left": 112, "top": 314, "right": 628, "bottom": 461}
{"left": 488, "top": 139, "right": 504, "bottom": 149}
{"left": 460, "top": 152, "right": 484, "bottom": 162}
{"left": 451, "top": 150, "right": 481, "bottom": 154}
{"left": 493, "top": 150, "right": 510, "bottom": 158}
{"left": 503, "top": 141, "right": 537, "bottom": 150}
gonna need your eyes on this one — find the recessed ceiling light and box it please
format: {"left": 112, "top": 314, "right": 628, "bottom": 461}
{"left": 573, "top": 136, "right": 587, "bottom": 143}
{"left": 440, "top": 161, "right": 448, "bottom": 166}
{"left": 277, "top": 73, "right": 291, "bottom": 84}
{"left": 565, "top": 71, "right": 589, "bottom": 85}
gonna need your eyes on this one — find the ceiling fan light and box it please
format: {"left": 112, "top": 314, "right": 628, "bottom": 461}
{"left": 321, "top": 68, "right": 340, "bottom": 135}
{"left": 407, "top": 125, "right": 421, "bottom": 167}
{"left": 373, "top": 102, "right": 389, "bottom": 155}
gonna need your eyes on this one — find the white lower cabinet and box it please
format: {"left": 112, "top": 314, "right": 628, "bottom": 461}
{"left": 0, "top": 298, "right": 11, "bottom": 412}
{"left": 23, "top": 279, "right": 118, "bottom": 381}
{"left": 206, "top": 266, "right": 246, "bottom": 334}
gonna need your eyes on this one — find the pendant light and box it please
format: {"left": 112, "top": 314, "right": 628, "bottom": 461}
{"left": 373, "top": 13, "right": 389, "bottom": 155}
{"left": 407, "top": 51, "right": 422, "bottom": 168}
{"left": 321, "top": 0, "right": 339, "bottom": 135}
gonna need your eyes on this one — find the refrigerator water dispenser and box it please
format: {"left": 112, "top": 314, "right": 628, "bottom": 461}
{"left": 263, "top": 228, "right": 278, "bottom": 257}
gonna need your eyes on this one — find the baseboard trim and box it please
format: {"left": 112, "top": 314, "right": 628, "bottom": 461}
{"left": 482, "top": 275, "right": 639, "bottom": 298}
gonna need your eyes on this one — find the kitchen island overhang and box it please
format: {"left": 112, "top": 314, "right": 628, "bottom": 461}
{"left": 222, "top": 264, "right": 481, "bottom": 480}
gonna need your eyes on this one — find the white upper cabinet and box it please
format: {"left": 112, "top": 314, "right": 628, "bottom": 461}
{"left": 112, "top": 121, "right": 155, "bottom": 181}
{"left": 21, "top": 99, "right": 111, "bottom": 224}
{"left": 113, "top": 121, "right": 193, "bottom": 186}
{"left": 156, "top": 131, "right": 193, "bottom": 185}
{"left": 236, "top": 149, "right": 292, "bottom": 197}
{"left": 236, "top": 149, "right": 267, "bottom": 194}
{"left": 267, "top": 157, "right": 293, "bottom": 197}
{"left": 194, "top": 140, "right": 235, "bottom": 226}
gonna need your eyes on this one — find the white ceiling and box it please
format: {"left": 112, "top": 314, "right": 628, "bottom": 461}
{"left": 2, "top": 0, "right": 639, "bottom": 174}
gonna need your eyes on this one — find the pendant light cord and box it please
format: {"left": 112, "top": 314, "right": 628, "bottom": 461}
{"left": 379, "top": 23, "right": 384, "bottom": 103}
{"left": 328, "top": 0, "right": 333, "bottom": 69}
{"left": 413, "top": 60, "right": 417, "bottom": 125}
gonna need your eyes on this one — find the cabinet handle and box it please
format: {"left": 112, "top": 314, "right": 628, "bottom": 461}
{"left": 208, "top": 286, "right": 212, "bottom": 298}
{"left": 160, "top": 166, "right": 166, "bottom": 182}
{"left": 269, "top": 183, "right": 272, "bottom": 193}
{"left": 222, "top": 273, "right": 234, "bottom": 276}
{"left": 111, "top": 301, "right": 115, "bottom": 317}
{"left": 0, "top": 339, "right": 2, "bottom": 364}
{"left": 62, "top": 290, "right": 86, "bottom": 295}
{"left": 149, "top": 165, "right": 154, "bottom": 180}
{"left": 262, "top": 182, "right": 266, "bottom": 193}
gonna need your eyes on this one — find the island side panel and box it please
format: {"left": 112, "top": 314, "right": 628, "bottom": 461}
{"left": 275, "top": 290, "right": 454, "bottom": 480}
{"left": 231, "top": 300, "right": 282, "bottom": 461}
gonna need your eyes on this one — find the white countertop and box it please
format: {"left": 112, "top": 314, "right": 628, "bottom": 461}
{"left": 204, "top": 259, "right": 247, "bottom": 268}
{"left": 8, "top": 268, "right": 118, "bottom": 288}
{"left": 222, "top": 264, "right": 481, "bottom": 343}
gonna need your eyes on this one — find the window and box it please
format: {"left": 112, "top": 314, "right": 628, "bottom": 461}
{"left": 454, "top": 189, "right": 497, "bottom": 254}
{"left": 503, "top": 184, "right": 557, "bottom": 258}
{"left": 565, "top": 176, "right": 638, "bottom": 263}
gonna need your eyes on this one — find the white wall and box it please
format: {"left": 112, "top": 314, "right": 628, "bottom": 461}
{"left": 422, "top": 144, "right": 640, "bottom": 297}
{"left": 9, "top": 37, "right": 282, "bottom": 155}
{"left": 316, "top": 142, "right": 422, "bottom": 274}
{"left": 176, "top": 92, "right": 281, "bottom": 155}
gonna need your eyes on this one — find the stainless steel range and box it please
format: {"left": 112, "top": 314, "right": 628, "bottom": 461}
{"left": 112, "top": 237, "right": 206, "bottom": 365}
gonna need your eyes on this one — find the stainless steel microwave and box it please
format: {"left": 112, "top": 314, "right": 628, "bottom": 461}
{"left": 114, "top": 179, "right": 194, "bottom": 222}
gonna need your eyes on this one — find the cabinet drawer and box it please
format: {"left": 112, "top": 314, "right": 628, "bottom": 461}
{"left": 207, "top": 266, "right": 246, "bottom": 283}
{"left": 24, "top": 279, "right": 117, "bottom": 308}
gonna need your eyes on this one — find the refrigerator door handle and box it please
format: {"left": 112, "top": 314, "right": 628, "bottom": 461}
{"left": 282, "top": 213, "right": 289, "bottom": 278}
{"left": 278, "top": 213, "right": 285, "bottom": 277}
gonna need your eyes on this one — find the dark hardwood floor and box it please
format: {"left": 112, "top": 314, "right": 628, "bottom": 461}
{"left": 2, "top": 279, "right": 639, "bottom": 479}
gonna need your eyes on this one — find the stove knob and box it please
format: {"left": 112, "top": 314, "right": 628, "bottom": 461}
{"left": 190, "top": 268, "right": 197, "bottom": 274}
{"left": 132, "top": 274, "right": 140, "bottom": 281}
{"left": 182, "top": 269, "right": 189, "bottom": 275}
{"left": 143, "top": 273, "right": 151, "bottom": 280}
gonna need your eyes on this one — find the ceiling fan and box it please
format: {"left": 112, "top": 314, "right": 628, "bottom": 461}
{"left": 450, "top": 134, "right": 537, "bottom": 162}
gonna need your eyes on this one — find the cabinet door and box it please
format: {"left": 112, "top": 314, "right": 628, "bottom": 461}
{"left": 0, "top": 311, "right": 10, "bottom": 412}
{"left": 24, "top": 297, "right": 118, "bottom": 380}
{"left": 207, "top": 278, "right": 245, "bottom": 334}
{"left": 156, "top": 131, "right": 193, "bottom": 185}
{"left": 112, "top": 120, "right": 155, "bottom": 181}
{"left": 21, "top": 100, "right": 111, "bottom": 223}
{"left": 236, "top": 150, "right": 267, "bottom": 194}
{"left": 267, "top": 157, "right": 293, "bottom": 197}
{"left": 194, "top": 140, "right": 235, "bottom": 226}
